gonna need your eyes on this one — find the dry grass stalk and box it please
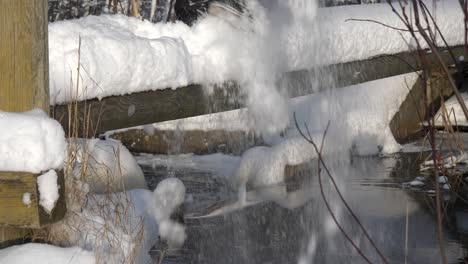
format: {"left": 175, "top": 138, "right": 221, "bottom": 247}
{"left": 37, "top": 36, "right": 146, "bottom": 263}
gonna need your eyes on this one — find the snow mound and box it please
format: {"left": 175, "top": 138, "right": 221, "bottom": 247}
{"left": 48, "top": 179, "right": 186, "bottom": 263}
{"left": 0, "top": 243, "right": 95, "bottom": 264}
{"left": 70, "top": 139, "right": 147, "bottom": 193}
{"left": 0, "top": 109, "right": 66, "bottom": 173}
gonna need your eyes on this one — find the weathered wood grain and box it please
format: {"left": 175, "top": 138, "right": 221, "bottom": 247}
{"left": 0, "top": 171, "right": 66, "bottom": 229}
{"left": 390, "top": 71, "right": 455, "bottom": 143}
{"left": 108, "top": 129, "right": 263, "bottom": 155}
{"left": 53, "top": 46, "right": 464, "bottom": 136}
{"left": 0, "top": 0, "right": 65, "bottom": 242}
{"left": 0, "top": 0, "right": 49, "bottom": 113}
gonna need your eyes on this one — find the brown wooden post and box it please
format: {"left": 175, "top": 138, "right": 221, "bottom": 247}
{"left": 0, "top": 0, "right": 49, "bottom": 113}
{"left": 0, "top": 0, "right": 65, "bottom": 244}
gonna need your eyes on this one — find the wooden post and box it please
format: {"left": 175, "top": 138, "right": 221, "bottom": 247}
{"left": 0, "top": 0, "right": 49, "bottom": 113}
{"left": 0, "top": 0, "right": 65, "bottom": 245}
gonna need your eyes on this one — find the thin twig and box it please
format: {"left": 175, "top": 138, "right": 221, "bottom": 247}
{"left": 345, "top": 18, "right": 416, "bottom": 32}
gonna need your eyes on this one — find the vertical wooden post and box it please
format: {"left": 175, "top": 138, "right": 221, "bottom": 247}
{"left": 0, "top": 0, "right": 62, "bottom": 246}
{"left": 0, "top": 0, "right": 49, "bottom": 113}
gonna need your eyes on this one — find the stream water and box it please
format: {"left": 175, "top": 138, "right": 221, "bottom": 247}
{"left": 137, "top": 151, "right": 468, "bottom": 264}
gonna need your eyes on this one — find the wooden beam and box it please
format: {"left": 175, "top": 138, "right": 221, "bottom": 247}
{"left": 108, "top": 129, "right": 263, "bottom": 155}
{"left": 0, "top": 171, "right": 66, "bottom": 229}
{"left": 52, "top": 46, "right": 465, "bottom": 136}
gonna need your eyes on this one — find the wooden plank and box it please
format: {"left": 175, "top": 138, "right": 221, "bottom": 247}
{"left": 0, "top": 0, "right": 49, "bottom": 113}
{"left": 52, "top": 46, "right": 465, "bottom": 136}
{"left": 0, "top": 170, "right": 66, "bottom": 229}
{"left": 390, "top": 71, "right": 455, "bottom": 143}
{"left": 0, "top": 172, "right": 40, "bottom": 227}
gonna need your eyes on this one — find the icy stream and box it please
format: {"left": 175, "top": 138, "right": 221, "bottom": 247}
{"left": 137, "top": 152, "right": 468, "bottom": 264}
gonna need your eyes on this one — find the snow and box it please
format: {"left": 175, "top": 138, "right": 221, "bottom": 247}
{"left": 0, "top": 243, "right": 95, "bottom": 264}
{"left": 69, "top": 139, "right": 147, "bottom": 193}
{"left": 48, "top": 1, "right": 462, "bottom": 135}
{"left": 153, "top": 178, "right": 186, "bottom": 248}
{"left": 37, "top": 170, "right": 60, "bottom": 214}
{"left": 22, "top": 193, "right": 31, "bottom": 207}
{"left": 0, "top": 109, "right": 66, "bottom": 173}
{"left": 48, "top": 1, "right": 463, "bottom": 101}
{"left": 48, "top": 178, "right": 186, "bottom": 263}
{"left": 409, "top": 180, "right": 425, "bottom": 187}
{"left": 52, "top": 189, "right": 159, "bottom": 263}
{"left": 434, "top": 92, "right": 468, "bottom": 127}
{"left": 233, "top": 73, "right": 417, "bottom": 202}
{"left": 153, "top": 178, "right": 185, "bottom": 221}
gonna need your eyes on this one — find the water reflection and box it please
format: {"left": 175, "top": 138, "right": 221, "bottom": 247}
{"left": 137, "top": 153, "right": 467, "bottom": 263}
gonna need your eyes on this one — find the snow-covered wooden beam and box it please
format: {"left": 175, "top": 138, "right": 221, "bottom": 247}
{"left": 0, "top": 0, "right": 66, "bottom": 237}
{"left": 52, "top": 45, "right": 464, "bottom": 136}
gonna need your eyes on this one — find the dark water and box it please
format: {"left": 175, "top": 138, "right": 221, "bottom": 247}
{"left": 138, "top": 153, "right": 468, "bottom": 264}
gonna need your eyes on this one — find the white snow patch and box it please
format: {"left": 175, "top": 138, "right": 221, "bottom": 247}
{"left": 69, "top": 139, "right": 147, "bottom": 193}
{"left": 0, "top": 109, "right": 66, "bottom": 173}
{"left": 434, "top": 92, "right": 468, "bottom": 127}
{"left": 153, "top": 178, "right": 186, "bottom": 248}
{"left": 22, "top": 193, "right": 31, "bottom": 207}
{"left": 0, "top": 243, "right": 95, "bottom": 264}
{"left": 37, "top": 170, "right": 60, "bottom": 214}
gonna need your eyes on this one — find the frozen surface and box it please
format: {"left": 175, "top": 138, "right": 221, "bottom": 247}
{"left": 69, "top": 139, "right": 147, "bottom": 193}
{"left": 137, "top": 153, "right": 241, "bottom": 178}
{"left": 0, "top": 109, "right": 66, "bottom": 173}
{"left": 0, "top": 243, "right": 95, "bottom": 264}
{"left": 37, "top": 170, "right": 60, "bottom": 214}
